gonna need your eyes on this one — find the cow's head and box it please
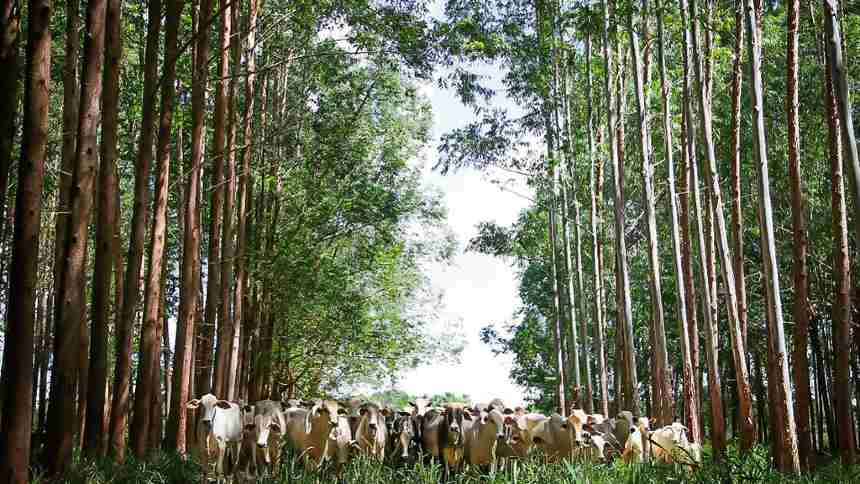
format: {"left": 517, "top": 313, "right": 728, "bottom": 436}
{"left": 305, "top": 399, "right": 345, "bottom": 435}
{"left": 390, "top": 411, "right": 414, "bottom": 459}
{"left": 186, "top": 393, "right": 230, "bottom": 432}
{"left": 482, "top": 407, "right": 508, "bottom": 442}
{"left": 359, "top": 402, "right": 382, "bottom": 438}
{"left": 254, "top": 403, "right": 286, "bottom": 451}
{"left": 503, "top": 415, "right": 531, "bottom": 457}
{"left": 567, "top": 409, "right": 589, "bottom": 446}
{"left": 442, "top": 405, "right": 470, "bottom": 447}
{"left": 668, "top": 422, "right": 688, "bottom": 445}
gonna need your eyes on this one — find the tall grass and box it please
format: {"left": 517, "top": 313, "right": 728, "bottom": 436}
{"left": 46, "top": 445, "right": 859, "bottom": 483}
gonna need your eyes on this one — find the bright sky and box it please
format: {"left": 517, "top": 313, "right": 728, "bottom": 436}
{"left": 396, "top": 2, "right": 534, "bottom": 407}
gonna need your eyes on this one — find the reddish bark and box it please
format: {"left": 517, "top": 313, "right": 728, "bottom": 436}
{"left": 130, "top": 0, "right": 184, "bottom": 458}
{"left": 108, "top": 0, "right": 160, "bottom": 462}
{"left": 0, "top": 1, "right": 52, "bottom": 480}
{"left": 785, "top": 0, "right": 812, "bottom": 470}
{"left": 46, "top": 0, "right": 107, "bottom": 471}
{"left": 84, "top": 0, "right": 122, "bottom": 457}
{"left": 166, "top": 0, "right": 210, "bottom": 452}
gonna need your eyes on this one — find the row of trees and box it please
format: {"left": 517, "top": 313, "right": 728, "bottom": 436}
{"left": 440, "top": 0, "right": 859, "bottom": 473}
{"left": 0, "top": 0, "right": 455, "bottom": 481}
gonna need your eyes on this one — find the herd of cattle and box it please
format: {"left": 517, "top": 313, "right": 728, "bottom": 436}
{"left": 186, "top": 393, "right": 703, "bottom": 481}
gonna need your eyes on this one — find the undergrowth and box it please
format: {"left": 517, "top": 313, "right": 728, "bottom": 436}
{"left": 42, "top": 444, "right": 860, "bottom": 483}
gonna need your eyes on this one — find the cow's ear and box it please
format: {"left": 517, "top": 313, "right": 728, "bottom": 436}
{"left": 463, "top": 410, "right": 472, "bottom": 421}
{"left": 381, "top": 408, "right": 392, "bottom": 417}
{"left": 408, "top": 401, "right": 417, "bottom": 408}
{"left": 398, "top": 411, "right": 411, "bottom": 417}
{"left": 280, "top": 401, "right": 288, "bottom": 412}
{"left": 583, "top": 423, "right": 594, "bottom": 433}
{"left": 503, "top": 408, "right": 514, "bottom": 415}
{"left": 215, "top": 400, "right": 232, "bottom": 410}
{"left": 186, "top": 399, "right": 201, "bottom": 409}
{"left": 243, "top": 405, "right": 253, "bottom": 413}
{"left": 337, "top": 408, "right": 347, "bottom": 415}
{"left": 301, "top": 400, "right": 315, "bottom": 408}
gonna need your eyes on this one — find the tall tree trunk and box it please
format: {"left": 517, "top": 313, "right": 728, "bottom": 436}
{"left": 214, "top": 0, "right": 239, "bottom": 398}
{"left": 745, "top": 0, "right": 800, "bottom": 470}
{"left": 0, "top": 0, "right": 20, "bottom": 226}
{"left": 52, "top": 0, "right": 79, "bottom": 337}
{"left": 585, "top": 33, "right": 609, "bottom": 417}
{"left": 199, "top": 0, "right": 229, "bottom": 399}
{"left": 573, "top": 194, "right": 592, "bottom": 413}
{"left": 688, "top": 0, "right": 756, "bottom": 451}
{"left": 108, "top": 0, "right": 160, "bottom": 463}
{"left": 726, "top": 0, "right": 749, "bottom": 354}
{"left": 784, "top": 0, "right": 812, "bottom": 470}
{"left": 628, "top": 0, "right": 670, "bottom": 426}
{"left": 130, "top": 0, "right": 184, "bottom": 458}
{"left": 46, "top": 0, "right": 107, "bottom": 471}
{"left": 0, "top": 0, "right": 52, "bottom": 479}
{"left": 657, "top": 0, "right": 699, "bottom": 443}
{"left": 823, "top": 9, "right": 857, "bottom": 462}
{"left": 198, "top": 0, "right": 231, "bottom": 399}
{"left": 84, "top": 0, "right": 122, "bottom": 458}
{"left": 680, "top": 0, "right": 724, "bottom": 453}
{"left": 229, "top": 0, "right": 258, "bottom": 401}
{"left": 165, "top": 0, "right": 209, "bottom": 453}
{"left": 604, "top": 0, "right": 638, "bottom": 415}
{"left": 561, "top": 180, "right": 581, "bottom": 396}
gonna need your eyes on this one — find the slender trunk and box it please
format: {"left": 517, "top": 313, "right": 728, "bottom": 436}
{"left": 130, "top": 0, "right": 184, "bottom": 458}
{"left": 84, "top": 0, "right": 122, "bottom": 457}
{"left": 628, "top": 0, "right": 670, "bottom": 426}
{"left": 165, "top": 0, "right": 209, "bottom": 453}
{"left": 561, "top": 181, "right": 581, "bottom": 394}
{"left": 229, "top": 0, "right": 258, "bottom": 401}
{"left": 547, "top": 163, "right": 567, "bottom": 415}
{"left": 725, "top": 0, "right": 750, "bottom": 356}
{"left": 214, "top": 0, "right": 238, "bottom": 398}
{"left": 823, "top": 15, "right": 857, "bottom": 463}
{"left": 688, "top": 0, "right": 755, "bottom": 451}
{"left": 678, "top": 67, "right": 702, "bottom": 443}
{"left": 108, "top": 0, "right": 161, "bottom": 462}
{"left": 0, "top": 0, "right": 20, "bottom": 227}
{"left": 52, "top": 0, "right": 79, "bottom": 336}
{"left": 656, "top": 0, "right": 699, "bottom": 443}
{"left": 199, "top": 0, "right": 228, "bottom": 398}
{"left": 680, "top": 0, "right": 725, "bottom": 453}
{"left": 0, "top": 1, "right": 51, "bottom": 479}
{"left": 585, "top": 33, "right": 609, "bottom": 417}
{"left": 744, "top": 1, "right": 800, "bottom": 470}
{"left": 604, "top": 0, "right": 638, "bottom": 415}
{"left": 573, "top": 196, "right": 592, "bottom": 413}
{"left": 783, "top": 0, "right": 811, "bottom": 470}
{"left": 46, "top": 0, "right": 107, "bottom": 471}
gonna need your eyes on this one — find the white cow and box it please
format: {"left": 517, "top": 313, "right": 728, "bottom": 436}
{"left": 651, "top": 421, "right": 700, "bottom": 465}
{"left": 186, "top": 394, "right": 250, "bottom": 482}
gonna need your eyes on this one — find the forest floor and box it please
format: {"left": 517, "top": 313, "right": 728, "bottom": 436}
{"left": 42, "top": 445, "right": 860, "bottom": 484}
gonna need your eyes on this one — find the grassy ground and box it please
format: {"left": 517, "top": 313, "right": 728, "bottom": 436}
{"left": 43, "top": 445, "right": 860, "bottom": 483}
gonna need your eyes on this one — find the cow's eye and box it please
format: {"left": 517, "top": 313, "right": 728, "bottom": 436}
{"left": 270, "top": 423, "right": 281, "bottom": 433}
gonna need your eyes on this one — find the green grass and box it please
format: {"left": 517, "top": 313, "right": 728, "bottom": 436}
{"left": 45, "top": 445, "right": 860, "bottom": 483}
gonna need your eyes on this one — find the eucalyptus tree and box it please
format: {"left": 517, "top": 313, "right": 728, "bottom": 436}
{"left": 0, "top": 0, "right": 52, "bottom": 479}
{"left": 785, "top": 0, "right": 812, "bottom": 470}
{"left": 687, "top": 0, "right": 755, "bottom": 450}
{"left": 656, "top": 0, "right": 698, "bottom": 443}
{"left": 131, "top": 0, "right": 185, "bottom": 458}
{"left": 109, "top": 0, "right": 162, "bottom": 462}
{"left": 823, "top": 0, "right": 858, "bottom": 464}
{"left": 46, "top": 0, "right": 108, "bottom": 471}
